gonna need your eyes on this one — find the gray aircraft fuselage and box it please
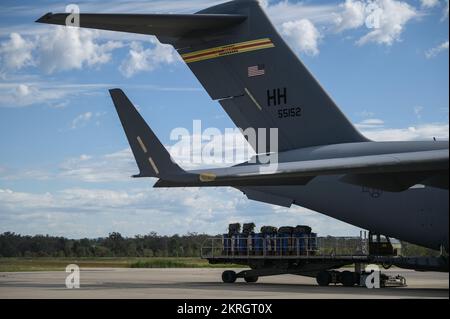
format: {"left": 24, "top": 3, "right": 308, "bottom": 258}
{"left": 241, "top": 140, "right": 449, "bottom": 250}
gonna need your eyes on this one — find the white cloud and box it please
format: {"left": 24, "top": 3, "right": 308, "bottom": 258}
{"left": 357, "top": 110, "right": 376, "bottom": 118}
{"left": 59, "top": 149, "right": 136, "bottom": 182}
{"left": 329, "top": 0, "right": 418, "bottom": 45}
{"left": 425, "top": 40, "right": 449, "bottom": 58}
{"left": 0, "top": 33, "right": 34, "bottom": 71}
{"left": 36, "top": 27, "right": 123, "bottom": 74}
{"left": 356, "top": 0, "right": 418, "bottom": 46}
{"left": 355, "top": 119, "right": 448, "bottom": 141}
{"left": 266, "top": 1, "right": 338, "bottom": 26}
{"left": 119, "top": 38, "right": 179, "bottom": 77}
{"left": 281, "top": 19, "right": 322, "bottom": 56}
{"left": 0, "top": 27, "right": 124, "bottom": 75}
{"left": 355, "top": 118, "right": 385, "bottom": 129}
{"left": 0, "top": 83, "right": 72, "bottom": 107}
{"left": 79, "top": 154, "right": 92, "bottom": 161}
{"left": 0, "top": 81, "right": 201, "bottom": 108}
{"left": 0, "top": 168, "right": 52, "bottom": 181}
{"left": 332, "top": 0, "right": 366, "bottom": 32}
{"left": 420, "top": 0, "right": 440, "bottom": 8}
{"left": 360, "top": 122, "right": 449, "bottom": 141}
{"left": 270, "top": 0, "right": 419, "bottom": 49}
{"left": 71, "top": 112, "right": 93, "bottom": 129}
{"left": 15, "top": 83, "right": 31, "bottom": 97}
{"left": 414, "top": 105, "right": 424, "bottom": 119}
{"left": 70, "top": 111, "right": 106, "bottom": 129}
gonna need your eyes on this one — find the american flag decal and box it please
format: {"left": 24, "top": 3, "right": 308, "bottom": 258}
{"left": 248, "top": 64, "right": 265, "bottom": 77}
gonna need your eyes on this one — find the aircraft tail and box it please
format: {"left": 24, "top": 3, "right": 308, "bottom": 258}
{"left": 109, "top": 89, "right": 185, "bottom": 178}
{"left": 177, "top": 0, "right": 368, "bottom": 152}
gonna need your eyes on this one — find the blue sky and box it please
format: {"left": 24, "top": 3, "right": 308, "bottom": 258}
{"left": 0, "top": 0, "right": 448, "bottom": 238}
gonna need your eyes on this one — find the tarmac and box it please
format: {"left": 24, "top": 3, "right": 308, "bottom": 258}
{"left": 0, "top": 268, "right": 448, "bottom": 299}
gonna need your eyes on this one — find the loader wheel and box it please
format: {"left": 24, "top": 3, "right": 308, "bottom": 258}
{"left": 244, "top": 276, "right": 258, "bottom": 283}
{"left": 316, "top": 271, "right": 331, "bottom": 286}
{"left": 340, "top": 271, "right": 356, "bottom": 287}
{"left": 222, "top": 270, "right": 237, "bottom": 283}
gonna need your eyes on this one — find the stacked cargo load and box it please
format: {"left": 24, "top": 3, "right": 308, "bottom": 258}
{"left": 220, "top": 223, "right": 318, "bottom": 256}
{"left": 278, "top": 226, "right": 294, "bottom": 255}
{"left": 228, "top": 223, "right": 241, "bottom": 235}
{"left": 222, "top": 233, "right": 230, "bottom": 255}
{"left": 261, "top": 226, "right": 278, "bottom": 256}
{"left": 293, "top": 225, "right": 312, "bottom": 256}
{"left": 243, "top": 223, "right": 256, "bottom": 255}
{"left": 260, "top": 226, "right": 278, "bottom": 234}
{"left": 251, "top": 232, "right": 263, "bottom": 255}
{"left": 309, "top": 232, "right": 318, "bottom": 254}
{"left": 229, "top": 223, "right": 252, "bottom": 256}
{"left": 294, "top": 225, "right": 312, "bottom": 234}
{"left": 228, "top": 223, "right": 241, "bottom": 255}
{"left": 242, "top": 223, "right": 255, "bottom": 234}
{"left": 236, "top": 234, "right": 247, "bottom": 255}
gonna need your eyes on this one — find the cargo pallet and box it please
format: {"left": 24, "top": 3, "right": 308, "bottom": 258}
{"left": 201, "top": 236, "right": 409, "bottom": 287}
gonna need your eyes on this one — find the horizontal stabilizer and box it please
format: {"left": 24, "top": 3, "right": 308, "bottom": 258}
{"left": 36, "top": 13, "right": 246, "bottom": 39}
{"left": 154, "top": 149, "right": 448, "bottom": 191}
{"left": 153, "top": 176, "right": 314, "bottom": 187}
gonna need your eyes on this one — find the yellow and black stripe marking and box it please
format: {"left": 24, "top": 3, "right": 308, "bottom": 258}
{"left": 181, "top": 38, "right": 275, "bottom": 64}
{"left": 199, "top": 172, "right": 217, "bottom": 182}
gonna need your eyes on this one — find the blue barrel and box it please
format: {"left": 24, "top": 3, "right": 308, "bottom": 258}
{"left": 222, "top": 234, "right": 228, "bottom": 251}
{"left": 233, "top": 234, "right": 238, "bottom": 254}
{"left": 309, "top": 232, "right": 318, "bottom": 251}
{"left": 293, "top": 232, "right": 305, "bottom": 254}
{"left": 252, "top": 233, "right": 263, "bottom": 255}
{"left": 234, "top": 234, "right": 247, "bottom": 255}
{"left": 222, "top": 234, "right": 230, "bottom": 255}
{"left": 240, "top": 234, "right": 248, "bottom": 255}
{"left": 280, "top": 233, "right": 290, "bottom": 255}
{"left": 263, "top": 234, "right": 273, "bottom": 255}
{"left": 271, "top": 235, "right": 276, "bottom": 255}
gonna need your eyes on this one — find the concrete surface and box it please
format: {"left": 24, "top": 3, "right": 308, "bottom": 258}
{"left": 0, "top": 268, "right": 448, "bottom": 299}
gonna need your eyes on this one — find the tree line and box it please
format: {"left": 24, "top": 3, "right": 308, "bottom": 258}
{"left": 0, "top": 232, "right": 439, "bottom": 258}
{"left": 0, "top": 232, "right": 215, "bottom": 258}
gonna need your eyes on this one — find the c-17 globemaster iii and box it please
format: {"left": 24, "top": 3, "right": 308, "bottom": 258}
{"left": 37, "top": 0, "right": 448, "bottom": 273}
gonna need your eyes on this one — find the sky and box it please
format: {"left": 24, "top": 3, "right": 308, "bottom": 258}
{"left": 0, "top": 0, "right": 448, "bottom": 238}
